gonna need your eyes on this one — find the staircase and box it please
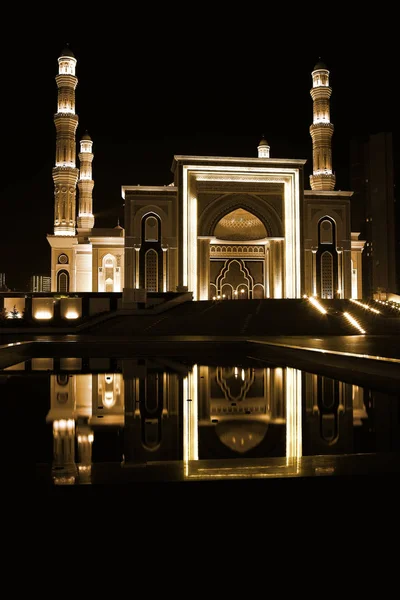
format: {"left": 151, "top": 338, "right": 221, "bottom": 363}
{"left": 81, "top": 298, "right": 380, "bottom": 336}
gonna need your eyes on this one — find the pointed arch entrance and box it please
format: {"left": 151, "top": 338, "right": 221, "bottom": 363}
{"left": 206, "top": 206, "right": 284, "bottom": 300}
{"left": 173, "top": 157, "right": 304, "bottom": 300}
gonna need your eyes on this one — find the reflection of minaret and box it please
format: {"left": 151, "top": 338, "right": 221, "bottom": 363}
{"left": 257, "top": 135, "right": 270, "bottom": 158}
{"left": 309, "top": 59, "right": 336, "bottom": 191}
{"left": 52, "top": 418, "right": 78, "bottom": 485}
{"left": 52, "top": 46, "right": 79, "bottom": 235}
{"left": 77, "top": 132, "right": 95, "bottom": 230}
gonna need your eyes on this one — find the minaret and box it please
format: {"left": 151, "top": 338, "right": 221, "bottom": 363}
{"left": 309, "top": 59, "right": 336, "bottom": 191}
{"left": 77, "top": 132, "right": 95, "bottom": 230}
{"left": 52, "top": 46, "right": 79, "bottom": 235}
{"left": 258, "top": 135, "right": 270, "bottom": 158}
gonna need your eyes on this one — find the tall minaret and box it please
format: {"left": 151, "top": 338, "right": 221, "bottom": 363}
{"left": 309, "top": 59, "right": 336, "bottom": 191}
{"left": 77, "top": 132, "right": 95, "bottom": 230}
{"left": 52, "top": 46, "right": 79, "bottom": 235}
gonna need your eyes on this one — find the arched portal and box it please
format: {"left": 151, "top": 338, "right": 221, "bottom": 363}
{"left": 207, "top": 207, "right": 282, "bottom": 300}
{"left": 98, "top": 254, "right": 121, "bottom": 292}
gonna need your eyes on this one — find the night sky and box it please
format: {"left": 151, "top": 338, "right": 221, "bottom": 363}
{"left": 1, "top": 16, "right": 398, "bottom": 291}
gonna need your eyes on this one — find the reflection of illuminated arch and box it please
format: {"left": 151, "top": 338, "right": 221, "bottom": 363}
{"left": 215, "top": 421, "right": 269, "bottom": 453}
{"left": 139, "top": 373, "right": 163, "bottom": 451}
{"left": 318, "top": 377, "right": 340, "bottom": 445}
{"left": 216, "top": 366, "right": 255, "bottom": 402}
{"left": 57, "top": 269, "right": 69, "bottom": 293}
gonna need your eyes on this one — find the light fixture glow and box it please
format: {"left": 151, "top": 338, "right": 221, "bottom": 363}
{"left": 350, "top": 299, "right": 380, "bottom": 314}
{"left": 65, "top": 310, "right": 79, "bottom": 319}
{"left": 308, "top": 296, "right": 327, "bottom": 314}
{"left": 34, "top": 310, "right": 52, "bottom": 320}
{"left": 343, "top": 311, "right": 366, "bottom": 334}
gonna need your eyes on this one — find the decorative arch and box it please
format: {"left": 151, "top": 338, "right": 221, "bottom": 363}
{"left": 198, "top": 193, "right": 283, "bottom": 238}
{"left": 139, "top": 373, "right": 163, "bottom": 451}
{"left": 214, "top": 259, "right": 264, "bottom": 299}
{"left": 133, "top": 205, "right": 170, "bottom": 239}
{"left": 98, "top": 253, "right": 121, "bottom": 292}
{"left": 318, "top": 216, "right": 337, "bottom": 246}
{"left": 139, "top": 214, "right": 163, "bottom": 291}
{"left": 316, "top": 216, "right": 338, "bottom": 299}
{"left": 57, "top": 269, "right": 69, "bottom": 293}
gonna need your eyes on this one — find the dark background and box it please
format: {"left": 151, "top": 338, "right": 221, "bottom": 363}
{"left": 1, "top": 12, "right": 398, "bottom": 291}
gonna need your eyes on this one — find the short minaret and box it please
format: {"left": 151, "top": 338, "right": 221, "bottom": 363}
{"left": 77, "top": 132, "right": 95, "bottom": 230}
{"left": 309, "top": 59, "right": 336, "bottom": 191}
{"left": 52, "top": 46, "right": 79, "bottom": 235}
{"left": 258, "top": 135, "right": 270, "bottom": 158}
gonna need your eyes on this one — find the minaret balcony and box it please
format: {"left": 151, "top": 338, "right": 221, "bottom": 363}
{"left": 309, "top": 173, "right": 336, "bottom": 191}
{"left": 310, "top": 86, "right": 332, "bottom": 101}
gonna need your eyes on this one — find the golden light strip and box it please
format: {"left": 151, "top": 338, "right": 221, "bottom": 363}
{"left": 307, "top": 295, "right": 327, "bottom": 314}
{"left": 182, "top": 167, "right": 188, "bottom": 288}
{"left": 189, "top": 196, "right": 197, "bottom": 300}
{"left": 343, "top": 311, "right": 366, "bottom": 334}
{"left": 350, "top": 299, "right": 380, "bottom": 314}
{"left": 284, "top": 173, "right": 301, "bottom": 298}
{"left": 285, "top": 367, "right": 302, "bottom": 463}
{"left": 183, "top": 365, "right": 199, "bottom": 475}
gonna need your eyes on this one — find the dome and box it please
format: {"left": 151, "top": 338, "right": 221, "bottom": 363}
{"left": 313, "top": 59, "right": 327, "bottom": 71}
{"left": 82, "top": 131, "right": 91, "bottom": 140}
{"left": 258, "top": 136, "right": 269, "bottom": 147}
{"left": 60, "top": 45, "right": 75, "bottom": 59}
{"left": 214, "top": 208, "right": 267, "bottom": 241}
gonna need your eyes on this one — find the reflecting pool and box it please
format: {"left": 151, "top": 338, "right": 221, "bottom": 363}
{"left": 4, "top": 355, "right": 400, "bottom": 488}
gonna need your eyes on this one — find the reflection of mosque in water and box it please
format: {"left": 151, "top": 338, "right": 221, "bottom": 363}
{"left": 26, "top": 356, "right": 382, "bottom": 484}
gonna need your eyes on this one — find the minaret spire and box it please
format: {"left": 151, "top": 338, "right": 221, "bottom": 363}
{"left": 52, "top": 46, "right": 79, "bottom": 235}
{"left": 77, "top": 131, "right": 95, "bottom": 230}
{"left": 309, "top": 59, "right": 336, "bottom": 191}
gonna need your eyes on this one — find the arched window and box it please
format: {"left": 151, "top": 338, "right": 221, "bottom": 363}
{"left": 145, "top": 249, "right": 158, "bottom": 292}
{"left": 321, "top": 251, "right": 333, "bottom": 299}
{"left": 57, "top": 270, "right": 69, "bottom": 293}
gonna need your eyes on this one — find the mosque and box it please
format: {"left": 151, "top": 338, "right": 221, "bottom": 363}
{"left": 47, "top": 47, "right": 365, "bottom": 301}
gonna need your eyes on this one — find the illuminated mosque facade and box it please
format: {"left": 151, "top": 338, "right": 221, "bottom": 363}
{"left": 47, "top": 47, "right": 365, "bottom": 301}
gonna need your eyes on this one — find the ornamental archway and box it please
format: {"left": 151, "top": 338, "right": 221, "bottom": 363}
{"left": 206, "top": 205, "right": 282, "bottom": 300}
